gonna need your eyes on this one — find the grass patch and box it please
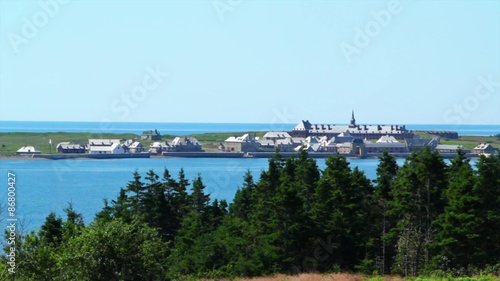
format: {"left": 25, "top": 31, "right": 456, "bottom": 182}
{"left": 440, "top": 136, "right": 500, "bottom": 149}
{"left": 414, "top": 132, "right": 500, "bottom": 149}
{"left": 0, "top": 131, "right": 267, "bottom": 156}
{"left": 0, "top": 132, "right": 139, "bottom": 156}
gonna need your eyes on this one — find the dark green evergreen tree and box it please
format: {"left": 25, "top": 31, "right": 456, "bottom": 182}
{"left": 473, "top": 154, "right": 500, "bottom": 268}
{"left": 39, "top": 212, "right": 63, "bottom": 247}
{"left": 390, "top": 148, "right": 447, "bottom": 276}
{"left": 432, "top": 150, "right": 480, "bottom": 273}
{"left": 373, "top": 150, "right": 399, "bottom": 274}
{"left": 311, "top": 156, "right": 375, "bottom": 272}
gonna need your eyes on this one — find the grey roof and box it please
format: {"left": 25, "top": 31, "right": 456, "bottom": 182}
{"left": 406, "top": 138, "right": 438, "bottom": 146}
{"left": 365, "top": 142, "right": 406, "bottom": 148}
{"left": 276, "top": 138, "right": 292, "bottom": 145}
{"left": 336, "top": 143, "right": 351, "bottom": 148}
{"left": 435, "top": 144, "right": 470, "bottom": 151}
{"left": 89, "top": 143, "right": 124, "bottom": 152}
{"left": 276, "top": 137, "right": 304, "bottom": 146}
{"left": 128, "top": 141, "right": 143, "bottom": 148}
{"left": 225, "top": 133, "right": 256, "bottom": 143}
{"left": 293, "top": 120, "right": 312, "bottom": 131}
{"left": 57, "top": 143, "right": 85, "bottom": 149}
{"left": 473, "top": 143, "right": 493, "bottom": 150}
{"left": 142, "top": 130, "right": 160, "bottom": 135}
{"left": 328, "top": 136, "right": 354, "bottom": 144}
{"left": 263, "top": 131, "right": 291, "bottom": 139}
{"left": 171, "top": 137, "right": 200, "bottom": 146}
{"left": 258, "top": 139, "right": 274, "bottom": 146}
{"left": 88, "top": 139, "right": 121, "bottom": 146}
{"left": 150, "top": 141, "right": 170, "bottom": 148}
{"left": 295, "top": 123, "right": 409, "bottom": 134}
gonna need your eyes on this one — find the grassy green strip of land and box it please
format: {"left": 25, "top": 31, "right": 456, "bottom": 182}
{"left": 0, "top": 132, "right": 267, "bottom": 156}
{"left": 414, "top": 132, "right": 500, "bottom": 149}
{"left": 2, "top": 131, "right": 498, "bottom": 156}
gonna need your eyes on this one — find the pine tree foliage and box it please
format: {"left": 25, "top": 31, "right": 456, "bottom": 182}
{"left": 2, "top": 152, "right": 499, "bottom": 280}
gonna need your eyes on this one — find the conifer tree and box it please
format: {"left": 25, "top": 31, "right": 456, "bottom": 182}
{"left": 231, "top": 170, "right": 256, "bottom": 221}
{"left": 374, "top": 150, "right": 399, "bottom": 274}
{"left": 39, "top": 212, "right": 63, "bottom": 247}
{"left": 311, "top": 156, "right": 374, "bottom": 271}
{"left": 433, "top": 150, "right": 480, "bottom": 273}
{"left": 390, "top": 148, "right": 447, "bottom": 276}
{"left": 473, "top": 154, "right": 500, "bottom": 267}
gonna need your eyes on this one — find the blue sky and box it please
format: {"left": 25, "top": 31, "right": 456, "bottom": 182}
{"left": 1, "top": 0, "right": 499, "bottom": 125}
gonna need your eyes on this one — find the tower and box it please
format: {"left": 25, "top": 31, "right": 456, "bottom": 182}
{"left": 349, "top": 109, "right": 356, "bottom": 128}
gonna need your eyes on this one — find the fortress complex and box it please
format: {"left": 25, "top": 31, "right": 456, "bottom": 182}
{"left": 291, "top": 111, "right": 415, "bottom": 140}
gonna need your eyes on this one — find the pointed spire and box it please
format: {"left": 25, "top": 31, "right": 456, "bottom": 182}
{"left": 350, "top": 109, "right": 356, "bottom": 127}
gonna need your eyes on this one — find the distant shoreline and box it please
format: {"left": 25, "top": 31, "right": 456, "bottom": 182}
{"left": 0, "top": 152, "right": 488, "bottom": 161}
{"left": 1, "top": 131, "right": 498, "bottom": 159}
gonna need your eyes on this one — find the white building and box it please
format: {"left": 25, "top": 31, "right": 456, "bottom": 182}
{"left": 224, "top": 133, "right": 260, "bottom": 152}
{"left": 169, "top": 137, "right": 203, "bottom": 152}
{"left": 16, "top": 146, "right": 41, "bottom": 155}
{"left": 123, "top": 140, "right": 145, "bottom": 153}
{"left": 472, "top": 143, "right": 498, "bottom": 156}
{"left": 89, "top": 143, "right": 125, "bottom": 154}
{"left": 88, "top": 139, "right": 125, "bottom": 154}
{"left": 435, "top": 144, "right": 471, "bottom": 154}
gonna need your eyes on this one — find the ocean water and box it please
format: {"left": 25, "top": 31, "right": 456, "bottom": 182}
{"left": 0, "top": 157, "right": 387, "bottom": 232}
{"left": 0, "top": 121, "right": 498, "bottom": 136}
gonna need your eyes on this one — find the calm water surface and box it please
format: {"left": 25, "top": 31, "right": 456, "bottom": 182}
{"left": 0, "top": 157, "right": 409, "bottom": 232}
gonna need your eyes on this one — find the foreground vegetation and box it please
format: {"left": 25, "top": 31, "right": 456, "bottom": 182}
{"left": 1, "top": 149, "right": 499, "bottom": 280}
{"left": 239, "top": 274, "right": 499, "bottom": 281}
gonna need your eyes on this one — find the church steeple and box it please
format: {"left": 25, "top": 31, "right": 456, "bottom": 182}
{"left": 349, "top": 109, "right": 356, "bottom": 127}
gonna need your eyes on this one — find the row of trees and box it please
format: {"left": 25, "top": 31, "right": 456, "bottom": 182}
{"left": 2, "top": 149, "right": 499, "bottom": 280}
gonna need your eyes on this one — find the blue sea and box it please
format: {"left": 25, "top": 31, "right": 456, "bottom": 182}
{"left": 0, "top": 121, "right": 498, "bottom": 136}
{"left": 2, "top": 157, "right": 397, "bottom": 233}
{"left": 0, "top": 121, "right": 496, "bottom": 232}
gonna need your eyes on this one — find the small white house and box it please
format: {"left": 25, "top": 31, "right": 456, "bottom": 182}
{"left": 123, "top": 141, "right": 145, "bottom": 153}
{"left": 472, "top": 143, "right": 498, "bottom": 156}
{"left": 16, "top": 146, "right": 41, "bottom": 155}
